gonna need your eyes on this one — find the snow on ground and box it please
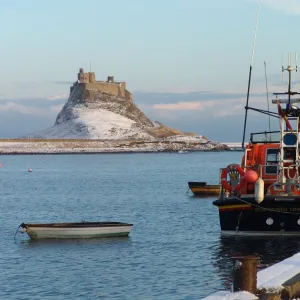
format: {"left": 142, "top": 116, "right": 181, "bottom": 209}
{"left": 257, "top": 252, "right": 300, "bottom": 290}
{"left": 202, "top": 291, "right": 258, "bottom": 300}
{"left": 31, "top": 108, "right": 154, "bottom": 140}
{"left": 73, "top": 108, "right": 134, "bottom": 139}
{"left": 163, "top": 135, "right": 207, "bottom": 143}
{"left": 202, "top": 252, "right": 300, "bottom": 299}
{"left": 0, "top": 139, "right": 221, "bottom": 154}
{"left": 11, "top": 103, "right": 225, "bottom": 153}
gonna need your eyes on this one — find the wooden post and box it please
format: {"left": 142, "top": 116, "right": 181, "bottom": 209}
{"left": 233, "top": 255, "right": 259, "bottom": 294}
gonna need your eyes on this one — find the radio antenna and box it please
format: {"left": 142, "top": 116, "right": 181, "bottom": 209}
{"left": 282, "top": 53, "right": 284, "bottom": 84}
{"left": 296, "top": 52, "right": 298, "bottom": 81}
{"left": 264, "top": 61, "right": 271, "bottom": 132}
{"left": 275, "top": 53, "right": 298, "bottom": 110}
{"left": 242, "top": 0, "right": 261, "bottom": 150}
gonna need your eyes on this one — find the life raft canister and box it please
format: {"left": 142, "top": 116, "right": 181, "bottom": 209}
{"left": 221, "top": 164, "right": 245, "bottom": 193}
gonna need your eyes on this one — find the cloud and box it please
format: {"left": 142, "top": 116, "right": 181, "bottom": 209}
{"left": 46, "top": 93, "right": 69, "bottom": 101}
{"left": 0, "top": 87, "right": 286, "bottom": 140}
{"left": 133, "top": 90, "right": 250, "bottom": 105}
{"left": 51, "top": 81, "right": 73, "bottom": 85}
{"left": 154, "top": 102, "right": 206, "bottom": 111}
{"left": 145, "top": 93, "right": 271, "bottom": 119}
{"left": 0, "top": 102, "right": 43, "bottom": 115}
{"left": 50, "top": 104, "right": 64, "bottom": 113}
{"left": 0, "top": 95, "right": 65, "bottom": 138}
{"left": 0, "top": 102, "right": 63, "bottom": 117}
{"left": 248, "top": 0, "right": 300, "bottom": 15}
{"left": 136, "top": 77, "right": 300, "bottom": 122}
{"left": 0, "top": 96, "right": 66, "bottom": 104}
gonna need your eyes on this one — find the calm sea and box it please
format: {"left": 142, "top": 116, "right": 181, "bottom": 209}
{"left": 1, "top": 152, "right": 300, "bottom": 300}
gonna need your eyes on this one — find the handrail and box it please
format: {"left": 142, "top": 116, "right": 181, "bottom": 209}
{"left": 219, "top": 162, "right": 300, "bottom": 185}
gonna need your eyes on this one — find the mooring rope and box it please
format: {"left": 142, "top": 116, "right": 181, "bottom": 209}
{"left": 13, "top": 224, "right": 21, "bottom": 240}
{"left": 235, "top": 211, "right": 243, "bottom": 235}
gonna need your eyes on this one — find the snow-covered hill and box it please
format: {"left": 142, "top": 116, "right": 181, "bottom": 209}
{"left": 26, "top": 79, "right": 228, "bottom": 152}
{"left": 32, "top": 84, "right": 156, "bottom": 140}
{"left": 33, "top": 107, "right": 155, "bottom": 140}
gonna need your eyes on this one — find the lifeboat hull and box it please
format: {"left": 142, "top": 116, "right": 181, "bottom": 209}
{"left": 213, "top": 197, "right": 300, "bottom": 235}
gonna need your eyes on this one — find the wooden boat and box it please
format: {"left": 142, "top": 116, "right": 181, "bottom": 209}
{"left": 213, "top": 55, "right": 300, "bottom": 235}
{"left": 19, "top": 221, "right": 133, "bottom": 239}
{"left": 188, "top": 182, "right": 220, "bottom": 196}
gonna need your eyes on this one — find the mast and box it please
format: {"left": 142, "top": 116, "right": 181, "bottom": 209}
{"left": 274, "top": 54, "right": 299, "bottom": 110}
{"left": 242, "top": 66, "right": 253, "bottom": 150}
{"left": 272, "top": 54, "right": 299, "bottom": 184}
{"left": 242, "top": 0, "right": 261, "bottom": 150}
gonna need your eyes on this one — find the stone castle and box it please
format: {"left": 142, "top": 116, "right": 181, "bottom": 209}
{"left": 70, "top": 68, "right": 132, "bottom": 101}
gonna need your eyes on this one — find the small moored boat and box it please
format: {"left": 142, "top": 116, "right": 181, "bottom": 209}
{"left": 19, "top": 221, "right": 133, "bottom": 239}
{"left": 188, "top": 182, "right": 220, "bottom": 196}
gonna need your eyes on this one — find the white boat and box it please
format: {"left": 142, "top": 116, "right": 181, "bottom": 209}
{"left": 178, "top": 150, "right": 188, "bottom": 154}
{"left": 19, "top": 221, "right": 133, "bottom": 239}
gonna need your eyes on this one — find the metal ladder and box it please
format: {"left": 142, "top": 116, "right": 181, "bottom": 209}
{"left": 279, "top": 116, "right": 300, "bottom": 183}
{"left": 276, "top": 53, "right": 300, "bottom": 184}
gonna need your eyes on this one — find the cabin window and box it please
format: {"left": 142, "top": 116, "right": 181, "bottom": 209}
{"left": 265, "top": 148, "right": 279, "bottom": 174}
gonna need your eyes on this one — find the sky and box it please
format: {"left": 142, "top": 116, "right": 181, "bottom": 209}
{"left": 1, "top": 0, "right": 300, "bottom": 141}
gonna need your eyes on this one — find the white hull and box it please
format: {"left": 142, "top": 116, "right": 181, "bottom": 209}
{"left": 21, "top": 223, "right": 133, "bottom": 239}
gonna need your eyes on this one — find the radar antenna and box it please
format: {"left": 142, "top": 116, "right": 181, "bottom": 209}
{"left": 275, "top": 53, "right": 298, "bottom": 110}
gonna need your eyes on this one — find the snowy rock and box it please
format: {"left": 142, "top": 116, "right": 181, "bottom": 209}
{"left": 25, "top": 75, "right": 228, "bottom": 152}
{"left": 31, "top": 83, "right": 155, "bottom": 140}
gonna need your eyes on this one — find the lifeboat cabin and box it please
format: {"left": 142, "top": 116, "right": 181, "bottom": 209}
{"left": 213, "top": 128, "right": 300, "bottom": 235}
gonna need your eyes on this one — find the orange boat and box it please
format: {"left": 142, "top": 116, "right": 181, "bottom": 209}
{"left": 188, "top": 182, "right": 220, "bottom": 196}
{"left": 213, "top": 56, "right": 300, "bottom": 235}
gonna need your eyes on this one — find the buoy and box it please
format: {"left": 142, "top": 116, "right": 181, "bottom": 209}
{"left": 244, "top": 170, "right": 258, "bottom": 183}
{"left": 255, "top": 177, "right": 264, "bottom": 203}
{"left": 0, "top": 164, "right": 2, "bottom": 167}
{"left": 28, "top": 168, "right": 32, "bottom": 172}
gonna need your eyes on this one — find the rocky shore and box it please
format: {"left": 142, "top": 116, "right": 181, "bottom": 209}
{"left": 0, "top": 137, "right": 229, "bottom": 154}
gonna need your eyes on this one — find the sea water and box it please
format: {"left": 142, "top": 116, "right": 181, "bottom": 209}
{"left": 1, "top": 152, "right": 300, "bottom": 300}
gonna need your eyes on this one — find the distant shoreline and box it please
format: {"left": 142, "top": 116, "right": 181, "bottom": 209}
{"left": 0, "top": 149, "right": 232, "bottom": 155}
{"left": 0, "top": 139, "right": 230, "bottom": 154}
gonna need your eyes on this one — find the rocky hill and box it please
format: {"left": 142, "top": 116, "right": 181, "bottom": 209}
{"left": 28, "top": 70, "right": 228, "bottom": 152}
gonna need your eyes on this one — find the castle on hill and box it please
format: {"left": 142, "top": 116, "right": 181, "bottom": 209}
{"left": 70, "top": 68, "right": 132, "bottom": 101}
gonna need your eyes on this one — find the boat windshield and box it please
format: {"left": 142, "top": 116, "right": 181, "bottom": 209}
{"left": 250, "top": 131, "right": 280, "bottom": 143}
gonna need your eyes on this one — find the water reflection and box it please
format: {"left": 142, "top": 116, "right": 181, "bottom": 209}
{"left": 17, "top": 236, "right": 132, "bottom": 249}
{"left": 213, "top": 235, "right": 300, "bottom": 289}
